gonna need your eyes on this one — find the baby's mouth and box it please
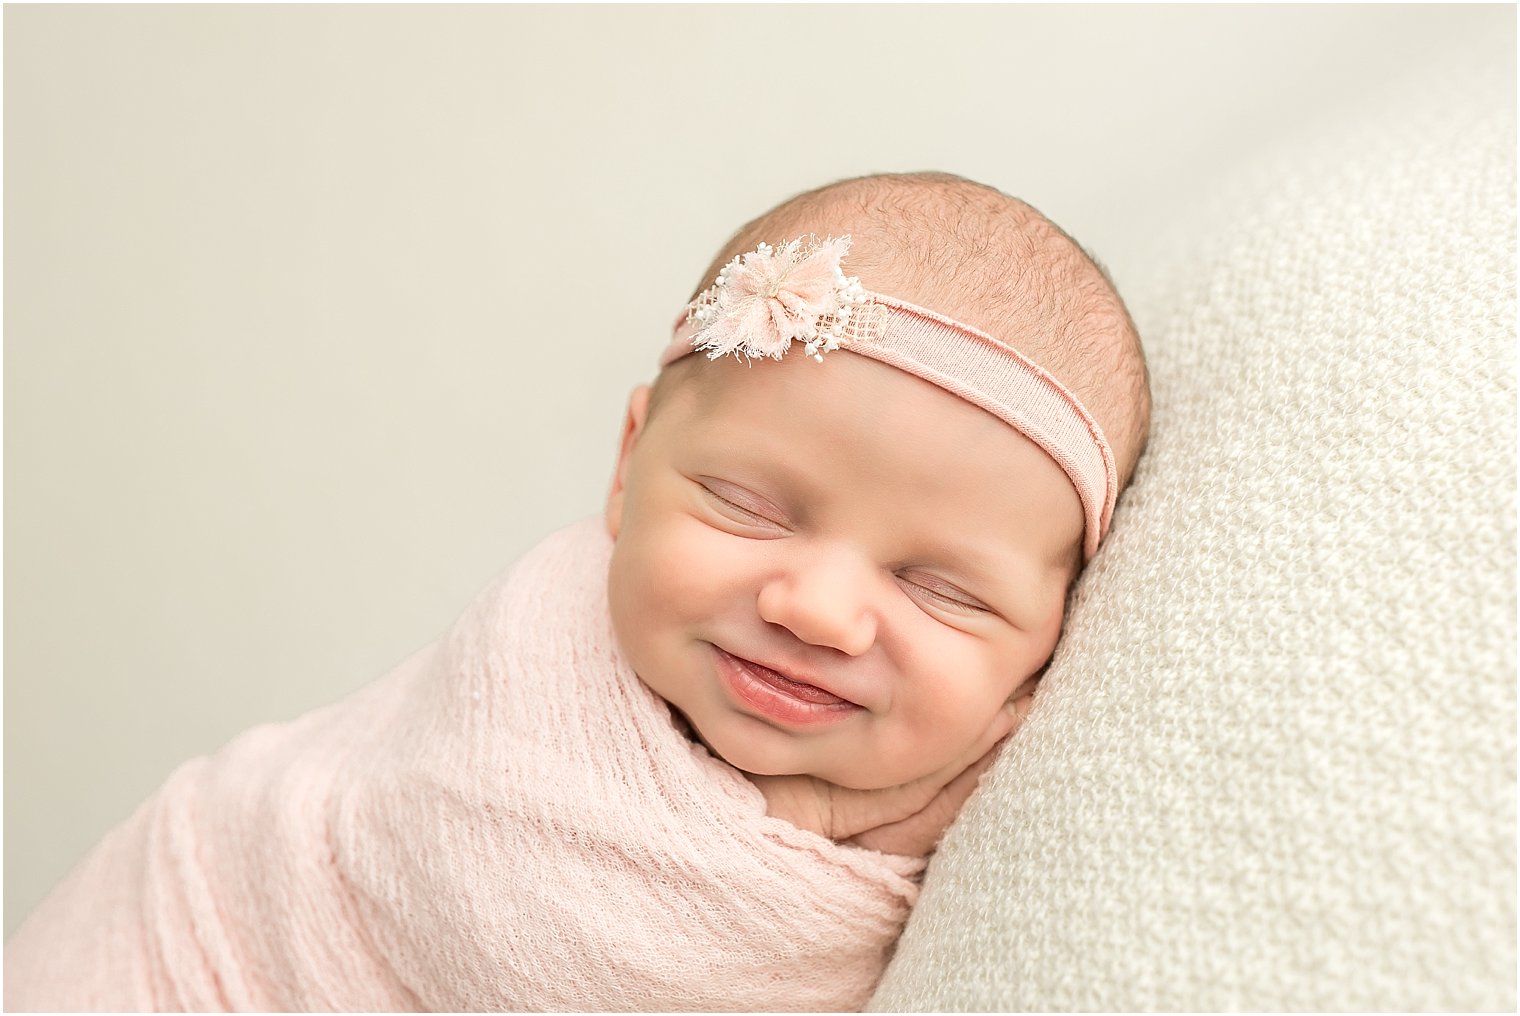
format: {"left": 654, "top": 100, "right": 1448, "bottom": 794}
{"left": 742, "top": 659, "right": 846, "bottom": 705}
{"left": 712, "top": 645, "right": 864, "bottom": 723}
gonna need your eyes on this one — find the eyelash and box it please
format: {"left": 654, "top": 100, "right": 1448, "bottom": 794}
{"left": 900, "top": 577, "right": 986, "bottom": 613}
{"left": 702, "top": 485, "right": 780, "bottom": 526}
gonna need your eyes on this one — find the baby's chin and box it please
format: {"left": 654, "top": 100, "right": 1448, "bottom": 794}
{"left": 668, "top": 707, "right": 810, "bottom": 776}
{"left": 673, "top": 712, "right": 918, "bottom": 791}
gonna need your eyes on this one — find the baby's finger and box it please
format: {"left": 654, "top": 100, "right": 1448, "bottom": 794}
{"left": 905, "top": 681, "right": 1041, "bottom": 807}
{"left": 953, "top": 682, "right": 1040, "bottom": 772}
{"left": 848, "top": 735, "right": 1005, "bottom": 856}
{"left": 920, "top": 697, "right": 1022, "bottom": 792}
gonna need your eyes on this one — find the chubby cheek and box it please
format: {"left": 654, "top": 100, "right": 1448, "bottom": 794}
{"left": 607, "top": 506, "right": 746, "bottom": 658}
{"left": 883, "top": 635, "right": 1040, "bottom": 777}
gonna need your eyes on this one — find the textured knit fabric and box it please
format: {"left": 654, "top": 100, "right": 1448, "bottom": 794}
{"left": 4, "top": 517, "right": 923, "bottom": 1012}
{"left": 868, "top": 55, "right": 1516, "bottom": 1013}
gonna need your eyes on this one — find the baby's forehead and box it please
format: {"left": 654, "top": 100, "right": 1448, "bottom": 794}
{"left": 673, "top": 341, "right": 1005, "bottom": 437}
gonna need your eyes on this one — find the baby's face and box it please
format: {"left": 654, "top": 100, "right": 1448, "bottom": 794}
{"left": 605, "top": 351, "right": 1083, "bottom": 791}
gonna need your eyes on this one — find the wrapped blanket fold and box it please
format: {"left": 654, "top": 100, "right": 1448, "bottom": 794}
{"left": 5, "top": 517, "right": 924, "bottom": 1012}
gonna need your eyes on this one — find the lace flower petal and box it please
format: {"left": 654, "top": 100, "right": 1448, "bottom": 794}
{"left": 690, "top": 235, "right": 860, "bottom": 362}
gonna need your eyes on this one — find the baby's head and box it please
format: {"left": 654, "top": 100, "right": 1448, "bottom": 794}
{"left": 605, "top": 172, "right": 1149, "bottom": 791}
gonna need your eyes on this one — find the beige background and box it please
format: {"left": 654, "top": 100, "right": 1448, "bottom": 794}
{"left": 4, "top": 4, "right": 1511, "bottom": 936}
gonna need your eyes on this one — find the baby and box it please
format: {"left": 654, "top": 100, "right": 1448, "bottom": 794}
{"left": 4, "top": 171, "right": 1149, "bottom": 1012}
{"left": 609, "top": 172, "right": 1149, "bottom": 861}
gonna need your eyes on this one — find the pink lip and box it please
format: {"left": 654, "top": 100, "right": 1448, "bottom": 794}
{"left": 712, "top": 646, "right": 863, "bottom": 727}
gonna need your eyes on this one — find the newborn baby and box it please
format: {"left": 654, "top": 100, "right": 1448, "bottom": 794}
{"left": 608, "top": 172, "right": 1148, "bottom": 856}
{"left": 4, "top": 171, "right": 1149, "bottom": 1012}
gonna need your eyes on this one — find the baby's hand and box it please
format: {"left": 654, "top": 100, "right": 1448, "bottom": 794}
{"left": 750, "top": 680, "right": 1038, "bottom": 858}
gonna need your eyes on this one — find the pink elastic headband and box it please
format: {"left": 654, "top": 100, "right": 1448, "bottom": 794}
{"left": 657, "top": 236, "right": 1117, "bottom": 561}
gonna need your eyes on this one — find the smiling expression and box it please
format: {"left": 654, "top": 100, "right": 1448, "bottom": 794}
{"left": 604, "top": 350, "right": 1083, "bottom": 790}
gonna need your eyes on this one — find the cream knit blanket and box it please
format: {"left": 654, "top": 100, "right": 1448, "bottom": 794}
{"left": 869, "top": 48, "right": 1515, "bottom": 1013}
{"left": 4, "top": 517, "right": 923, "bottom": 1012}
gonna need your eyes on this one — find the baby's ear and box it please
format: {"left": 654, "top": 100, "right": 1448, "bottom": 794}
{"left": 604, "top": 385, "right": 653, "bottom": 540}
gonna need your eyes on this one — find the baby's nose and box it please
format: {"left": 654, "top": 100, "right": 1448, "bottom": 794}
{"left": 755, "top": 548, "right": 879, "bottom": 657}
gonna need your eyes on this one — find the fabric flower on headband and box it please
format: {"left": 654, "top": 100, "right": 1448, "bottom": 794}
{"left": 687, "top": 235, "right": 868, "bottom": 362}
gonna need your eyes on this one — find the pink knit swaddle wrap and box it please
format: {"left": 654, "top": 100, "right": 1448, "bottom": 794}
{"left": 4, "top": 518, "right": 922, "bottom": 1012}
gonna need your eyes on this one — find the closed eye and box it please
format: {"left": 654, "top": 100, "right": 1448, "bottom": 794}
{"left": 898, "top": 574, "right": 989, "bottom": 614}
{"left": 698, "top": 480, "right": 787, "bottom": 529}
